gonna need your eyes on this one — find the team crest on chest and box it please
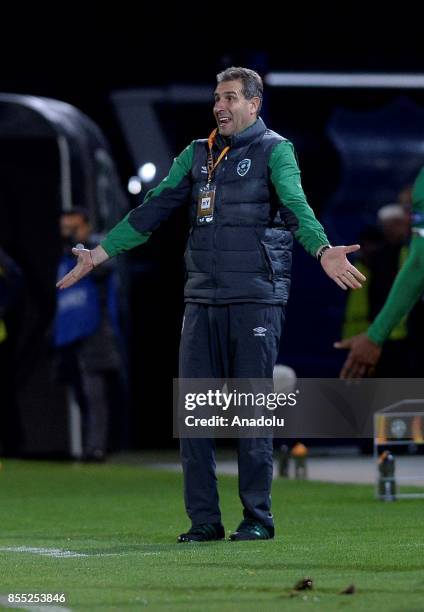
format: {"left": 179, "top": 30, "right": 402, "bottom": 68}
{"left": 236, "top": 158, "right": 251, "bottom": 176}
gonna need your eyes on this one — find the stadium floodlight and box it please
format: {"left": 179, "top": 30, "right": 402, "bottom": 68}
{"left": 127, "top": 176, "right": 142, "bottom": 195}
{"left": 138, "top": 162, "right": 157, "bottom": 183}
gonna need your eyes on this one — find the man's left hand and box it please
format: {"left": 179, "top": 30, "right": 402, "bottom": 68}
{"left": 320, "top": 245, "right": 366, "bottom": 290}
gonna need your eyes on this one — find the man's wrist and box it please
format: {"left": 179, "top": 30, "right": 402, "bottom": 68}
{"left": 316, "top": 244, "right": 332, "bottom": 261}
{"left": 90, "top": 245, "right": 110, "bottom": 268}
{"left": 366, "top": 327, "right": 384, "bottom": 347}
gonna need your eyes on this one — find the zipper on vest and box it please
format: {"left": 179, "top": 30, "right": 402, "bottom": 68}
{"left": 212, "top": 222, "right": 217, "bottom": 296}
{"left": 260, "top": 241, "right": 276, "bottom": 284}
{"left": 212, "top": 159, "right": 227, "bottom": 297}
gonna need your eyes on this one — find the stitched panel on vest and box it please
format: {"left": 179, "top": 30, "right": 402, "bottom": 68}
{"left": 186, "top": 227, "right": 214, "bottom": 251}
{"left": 220, "top": 178, "right": 269, "bottom": 205}
{"left": 184, "top": 250, "right": 213, "bottom": 274}
{"left": 215, "top": 250, "right": 267, "bottom": 273}
{"left": 214, "top": 227, "right": 259, "bottom": 251}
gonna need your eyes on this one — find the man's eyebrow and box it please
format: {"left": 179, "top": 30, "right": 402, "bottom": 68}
{"left": 214, "top": 90, "right": 239, "bottom": 96}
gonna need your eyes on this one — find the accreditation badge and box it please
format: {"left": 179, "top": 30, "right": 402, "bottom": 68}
{"left": 197, "top": 184, "right": 216, "bottom": 225}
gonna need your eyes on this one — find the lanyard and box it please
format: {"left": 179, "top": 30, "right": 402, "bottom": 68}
{"left": 207, "top": 128, "right": 230, "bottom": 184}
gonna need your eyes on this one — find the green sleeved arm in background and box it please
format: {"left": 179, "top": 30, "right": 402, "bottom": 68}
{"left": 367, "top": 166, "right": 424, "bottom": 344}
{"left": 367, "top": 235, "right": 424, "bottom": 344}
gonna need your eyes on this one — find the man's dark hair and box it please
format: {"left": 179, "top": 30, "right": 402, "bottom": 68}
{"left": 61, "top": 207, "right": 90, "bottom": 224}
{"left": 216, "top": 66, "right": 263, "bottom": 114}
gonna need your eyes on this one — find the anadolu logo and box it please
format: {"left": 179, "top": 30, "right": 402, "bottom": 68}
{"left": 237, "top": 158, "right": 251, "bottom": 176}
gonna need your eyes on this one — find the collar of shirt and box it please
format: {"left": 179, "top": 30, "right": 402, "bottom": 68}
{"left": 215, "top": 117, "right": 267, "bottom": 151}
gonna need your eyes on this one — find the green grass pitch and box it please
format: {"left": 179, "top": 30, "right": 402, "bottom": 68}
{"left": 0, "top": 460, "right": 423, "bottom": 611}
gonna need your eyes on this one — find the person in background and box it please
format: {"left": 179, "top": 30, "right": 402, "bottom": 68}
{"left": 341, "top": 205, "right": 412, "bottom": 376}
{"left": 336, "top": 168, "right": 424, "bottom": 377}
{"left": 53, "top": 208, "right": 123, "bottom": 461}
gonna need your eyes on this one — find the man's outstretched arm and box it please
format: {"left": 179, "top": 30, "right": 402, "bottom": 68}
{"left": 268, "top": 140, "right": 366, "bottom": 290}
{"left": 335, "top": 166, "right": 424, "bottom": 378}
{"left": 335, "top": 234, "right": 424, "bottom": 377}
{"left": 56, "top": 142, "right": 195, "bottom": 289}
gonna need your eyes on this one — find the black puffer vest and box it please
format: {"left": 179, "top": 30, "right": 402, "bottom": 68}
{"left": 184, "top": 118, "right": 293, "bottom": 304}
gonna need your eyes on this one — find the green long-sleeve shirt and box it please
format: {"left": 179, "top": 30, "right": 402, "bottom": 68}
{"left": 367, "top": 167, "right": 424, "bottom": 345}
{"left": 101, "top": 129, "right": 329, "bottom": 258}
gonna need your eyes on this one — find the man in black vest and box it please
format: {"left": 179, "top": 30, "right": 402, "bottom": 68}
{"left": 57, "top": 67, "right": 365, "bottom": 542}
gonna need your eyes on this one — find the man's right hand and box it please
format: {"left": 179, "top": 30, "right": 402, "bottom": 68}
{"left": 320, "top": 245, "right": 366, "bottom": 290}
{"left": 56, "top": 244, "right": 109, "bottom": 289}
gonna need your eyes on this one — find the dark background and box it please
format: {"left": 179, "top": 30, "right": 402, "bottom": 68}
{"left": 1, "top": 10, "right": 423, "bottom": 450}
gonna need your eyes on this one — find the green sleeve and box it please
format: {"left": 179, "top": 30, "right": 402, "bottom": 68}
{"left": 411, "top": 166, "right": 424, "bottom": 229}
{"left": 101, "top": 142, "right": 195, "bottom": 257}
{"left": 367, "top": 235, "right": 424, "bottom": 344}
{"left": 100, "top": 212, "right": 150, "bottom": 258}
{"left": 268, "top": 140, "right": 330, "bottom": 256}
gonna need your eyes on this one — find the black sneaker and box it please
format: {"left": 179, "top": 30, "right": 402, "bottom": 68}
{"left": 177, "top": 523, "right": 225, "bottom": 543}
{"left": 229, "top": 519, "right": 274, "bottom": 541}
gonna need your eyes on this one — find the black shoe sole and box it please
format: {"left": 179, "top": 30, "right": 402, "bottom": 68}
{"left": 177, "top": 524, "right": 226, "bottom": 543}
{"left": 229, "top": 534, "right": 274, "bottom": 541}
{"left": 177, "top": 536, "right": 225, "bottom": 543}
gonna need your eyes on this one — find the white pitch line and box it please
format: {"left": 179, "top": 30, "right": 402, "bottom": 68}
{"left": 0, "top": 546, "right": 89, "bottom": 558}
{"left": 0, "top": 595, "right": 71, "bottom": 611}
{"left": 0, "top": 546, "right": 161, "bottom": 558}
